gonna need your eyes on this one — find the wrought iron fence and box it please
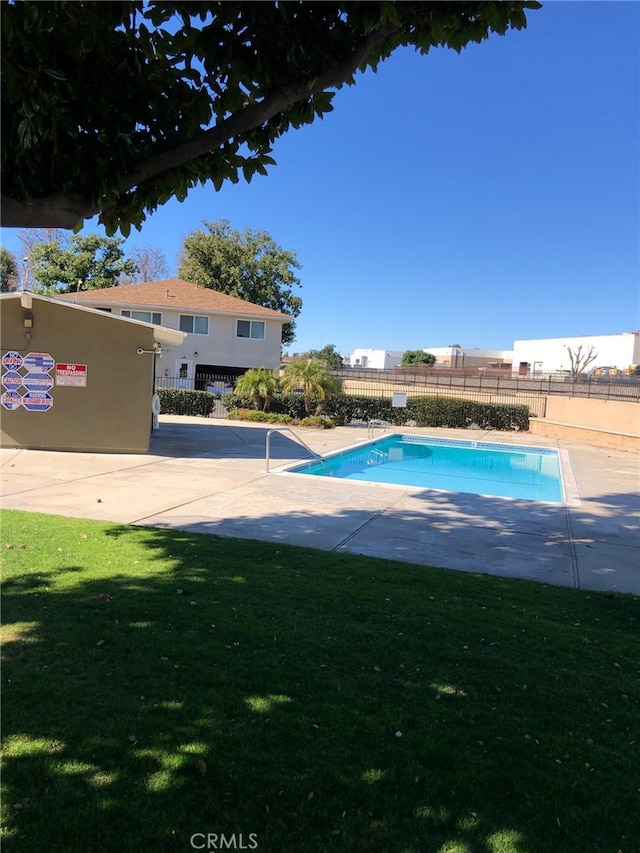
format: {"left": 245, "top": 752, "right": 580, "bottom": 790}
{"left": 332, "top": 367, "right": 640, "bottom": 402}
{"left": 155, "top": 373, "right": 236, "bottom": 418}
{"left": 154, "top": 367, "right": 640, "bottom": 422}
{"left": 155, "top": 373, "right": 236, "bottom": 394}
{"left": 331, "top": 378, "right": 547, "bottom": 418}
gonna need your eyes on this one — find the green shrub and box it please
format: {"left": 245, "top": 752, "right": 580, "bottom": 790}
{"left": 297, "top": 416, "right": 335, "bottom": 429}
{"left": 221, "top": 391, "right": 247, "bottom": 410}
{"left": 320, "top": 394, "right": 529, "bottom": 431}
{"left": 167, "top": 389, "right": 528, "bottom": 431}
{"left": 157, "top": 388, "right": 216, "bottom": 417}
{"left": 226, "top": 409, "right": 293, "bottom": 424}
{"left": 224, "top": 392, "right": 309, "bottom": 419}
{"left": 224, "top": 409, "right": 336, "bottom": 428}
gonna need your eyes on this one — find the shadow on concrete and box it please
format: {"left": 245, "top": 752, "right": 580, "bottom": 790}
{"left": 149, "top": 420, "right": 360, "bottom": 462}
{"left": 136, "top": 483, "right": 638, "bottom": 594}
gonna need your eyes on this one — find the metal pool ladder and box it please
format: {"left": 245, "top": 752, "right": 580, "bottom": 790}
{"left": 265, "top": 427, "right": 333, "bottom": 475}
{"left": 367, "top": 419, "right": 391, "bottom": 438}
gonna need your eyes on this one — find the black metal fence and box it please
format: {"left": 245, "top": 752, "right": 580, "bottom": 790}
{"left": 333, "top": 379, "right": 547, "bottom": 418}
{"left": 154, "top": 368, "right": 639, "bottom": 423}
{"left": 155, "top": 374, "right": 236, "bottom": 418}
{"left": 155, "top": 373, "right": 236, "bottom": 394}
{"left": 332, "top": 367, "right": 640, "bottom": 402}
{"left": 155, "top": 372, "right": 547, "bottom": 419}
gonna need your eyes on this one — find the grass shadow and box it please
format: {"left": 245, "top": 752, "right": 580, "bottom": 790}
{"left": 2, "top": 511, "right": 639, "bottom": 852}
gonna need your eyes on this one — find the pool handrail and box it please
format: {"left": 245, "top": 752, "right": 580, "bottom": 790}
{"left": 265, "top": 427, "right": 333, "bottom": 475}
{"left": 367, "top": 418, "right": 391, "bottom": 438}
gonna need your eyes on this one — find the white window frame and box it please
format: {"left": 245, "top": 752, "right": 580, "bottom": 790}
{"left": 179, "top": 314, "right": 209, "bottom": 335}
{"left": 121, "top": 309, "right": 162, "bottom": 325}
{"left": 236, "top": 319, "right": 265, "bottom": 340}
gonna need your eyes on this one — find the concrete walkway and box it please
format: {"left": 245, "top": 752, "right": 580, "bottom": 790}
{"left": 2, "top": 415, "right": 638, "bottom": 594}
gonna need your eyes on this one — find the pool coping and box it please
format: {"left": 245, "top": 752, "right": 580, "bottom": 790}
{"left": 274, "top": 432, "right": 582, "bottom": 508}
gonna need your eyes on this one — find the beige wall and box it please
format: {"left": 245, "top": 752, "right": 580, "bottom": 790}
{"left": 1, "top": 299, "right": 156, "bottom": 453}
{"left": 529, "top": 396, "right": 640, "bottom": 452}
{"left": 544, "top": 396, "right": 640, "bottom": 436}
{"left": 529, "top": 420, "right": 639, "bottom": 452}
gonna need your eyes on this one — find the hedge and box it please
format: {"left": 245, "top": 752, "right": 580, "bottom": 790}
{"left": 157, "top": 388, "right": 217, "bottom": 417}
{"left": 225, "top": 409, "right": 335, "bottom": 428}
{"left": 222, "top": 392, "right": 315, "bottom": 420}
{"left": 223, "top": 392, "right": 529, "bottom": 431}
{"left": 226, "top": 409, "right": 293, "bottom": 424}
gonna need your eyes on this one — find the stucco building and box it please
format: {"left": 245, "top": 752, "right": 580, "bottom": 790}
{"left": 422, "top": 345, "right": 513, "bottom": 369}
{"left": 1, "top": 292, "right": 185, "bottom": 453}
{"left": 512, "top": 332, "right": 640, "bottom": 375}
{"left": 59, "top": 279, "right": 290, "bottom": 388}
{"left": 349, "top": 348, "right": 404, "bottom": 369}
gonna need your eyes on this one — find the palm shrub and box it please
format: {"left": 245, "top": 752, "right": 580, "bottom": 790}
{"left": 280, "top": 358, "right": 340, "bottom": 415}
{"left": 233, "top": 367, "right": 280, "bottom": 411}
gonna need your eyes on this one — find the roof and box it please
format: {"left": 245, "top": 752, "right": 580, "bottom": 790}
{"left": 57, "top": 278, "right": 290, "bottom": 320}
{"left": 0, "top": 291, "right": 186, "bottom": 347}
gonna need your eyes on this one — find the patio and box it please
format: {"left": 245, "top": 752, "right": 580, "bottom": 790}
{"left": 1, "top": 415, "right": 638, "bottom": 594}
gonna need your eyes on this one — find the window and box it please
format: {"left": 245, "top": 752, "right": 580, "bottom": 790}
{"left": 121, "top": 310, "right": 161, "bottom": 325}
{"left": 179, "top": 315, "right": 209, "bottom": 335}
{"left": 236, "top": 320, "right": 265, "bottom": 340}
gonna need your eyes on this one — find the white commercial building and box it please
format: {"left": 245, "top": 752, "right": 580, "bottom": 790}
{"left": 349, "top": 348, "right": 404, "bottom": 370}
{"left": 423, "top": 346, "right": 513, "bottom": 369}
{"left": 512, "top": 332, "right": 640, "bottom": 375}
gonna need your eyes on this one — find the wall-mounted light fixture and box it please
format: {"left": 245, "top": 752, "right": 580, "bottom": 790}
{"left": 23, "top": 309, "right": 33, "bottom": 344}
{"left": 193, "top": 351, "right": 198, "bottom": 358}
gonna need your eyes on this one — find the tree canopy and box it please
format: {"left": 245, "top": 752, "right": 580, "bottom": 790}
{"left": 29, "top": 234, "right": 137, "bottom": 294}
{"left": 0, "top": 246, "right": 18, "bottom": 292}
{"left": 1, "top": 1, "right": 540, "bottom": 234}
{"left": 178, "top": 219, "right": 302, "bottom": 345}
{"left": 119, "top": 245, "right": 169, "bottom": 285}
{"left": 401, "top": 349, "right": 436, "bottom": 366}
{"left": 308, "top": 344, "right": 345, "bottom": 369}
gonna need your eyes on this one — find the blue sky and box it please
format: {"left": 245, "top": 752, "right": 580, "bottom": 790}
{"left": 2, "top": 1, "right": 638, "bottom": 357}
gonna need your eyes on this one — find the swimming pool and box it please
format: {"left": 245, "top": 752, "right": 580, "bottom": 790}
{"left": 288, "top": 435, "right": 565, "bottom": 503}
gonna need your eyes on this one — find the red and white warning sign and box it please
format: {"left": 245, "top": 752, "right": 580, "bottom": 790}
{"left": 56, "top": 363, "right": 87, "bottom": 387}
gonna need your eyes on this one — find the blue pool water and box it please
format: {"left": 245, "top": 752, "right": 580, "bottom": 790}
{"left": 289, "top": 435, "right": 564, "bottom": 503}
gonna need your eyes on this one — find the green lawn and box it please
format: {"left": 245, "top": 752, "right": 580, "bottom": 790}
{"left": 1, "top": 510, "right": 639, "bottom": 853}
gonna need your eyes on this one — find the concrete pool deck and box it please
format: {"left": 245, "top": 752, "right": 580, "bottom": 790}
{"left": 1, "top": 415, "right": 638, "bottom": 595}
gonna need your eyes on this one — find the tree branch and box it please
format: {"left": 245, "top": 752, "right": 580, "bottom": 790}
{"left": 0, "top": 193, "right": 99, "bottom": 229}
{"left": 117, "top": 17, "right": 401, "bottom": 195}
{"left": 1, "top": 15, "right": 403, "bottom": 229}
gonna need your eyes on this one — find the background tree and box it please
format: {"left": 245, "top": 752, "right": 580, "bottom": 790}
{"left": 565, "top": 345, "right": 598, "bottom": 378}
{"left": 234, "top": 368, "right": 280, "bottom": 412}
{"left": 401, "top": 350, "right": 437, "bottom": 366}
{"left": 18, "top": 228, "right": 69, "bottom": 291}
{"left": 30, "top": 234, "right": 138, "bottom": 294}
{"left": 118, "top": 244, "right": 170, "bottom": 284}
{"left": 0, "top": 246, "right": 18, "bottom": 292}
{"left": 280, "top": 358, "right": 340, "bottom": 415}
{"left": 308, "top": 344, "right": 345, "bottom": 370}
{"left": 178, "top": 220, "right": 302, "bottom": 346}
{"left": 1, "top": 1, "right": 540, "bottom": 233}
